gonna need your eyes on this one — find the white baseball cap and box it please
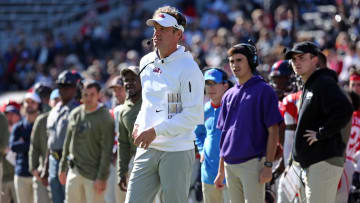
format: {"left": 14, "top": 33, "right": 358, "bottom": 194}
{"left": 121, "top": 66, "right": 140, "bottom": 76}
{"left": 24, "top": 92, "right": 41, "bottom": 103}
{"left": 146, "top": 13, "right": 184, "bottom": 32}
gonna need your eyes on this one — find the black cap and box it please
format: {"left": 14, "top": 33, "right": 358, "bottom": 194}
{"left": 285, "top": 41, "right": 324, "bottom": 60}
{"left": 56, "top": 70, "right": 83, "bottom": 86}
{"left": 33, "top": 82, "right": 52, "bottom": 98}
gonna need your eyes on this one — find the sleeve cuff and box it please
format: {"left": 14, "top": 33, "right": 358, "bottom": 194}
{"left": 119, "top": 168, "right": 128, "bottom": 178}
{"left": 59, "top": 163, "right": 67, "bottom": 173}
{"left": 153, "top": 124, "right": 164, "bottom": 136}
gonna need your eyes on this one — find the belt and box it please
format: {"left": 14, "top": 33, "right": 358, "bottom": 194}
{"left": 50, "top": 150, "right": 62, "bottom": 161}
{"left": 285, "top": 124, "right": 297, "bottom": 130}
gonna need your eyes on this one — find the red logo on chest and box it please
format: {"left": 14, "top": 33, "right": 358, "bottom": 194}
{"left": 153, "top": 67, "right": 162, "bottom": 74}
{"left": 159, "top": 14, "right": 165, "bottom": 18}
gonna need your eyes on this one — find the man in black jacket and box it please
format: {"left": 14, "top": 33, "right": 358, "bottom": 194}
{"left": 284, "top": 41, "right": 353, "bottom": 203}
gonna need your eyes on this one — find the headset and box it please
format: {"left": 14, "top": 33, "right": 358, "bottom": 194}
{"left": 233, "top": 39, "right": 259, "bottom": 71}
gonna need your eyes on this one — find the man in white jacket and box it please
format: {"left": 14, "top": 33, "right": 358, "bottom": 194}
{"left": 124, "top": 5, "right": 204, "bottom": 203}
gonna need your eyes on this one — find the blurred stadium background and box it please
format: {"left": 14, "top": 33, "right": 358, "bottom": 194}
{"left": 0, "top": 0, "right": 358, "bottom": 103}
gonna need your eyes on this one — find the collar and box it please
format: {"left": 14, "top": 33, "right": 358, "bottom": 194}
{"left": 125, "top": 98, "right": 142, "bottom": 107}
{"left": 304, "top": 68, "right": 338, "bottom": 88}
{"left": 211, "top": 102, "right": 221, "bottom": 109}
{"left": 236, "top": 75, "right": 264, "bottom": 89}
{"left": 155, "top": 45, "right": 189, "bottom": 64}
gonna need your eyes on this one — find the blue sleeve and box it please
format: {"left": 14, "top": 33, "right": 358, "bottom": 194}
{"left": 216, "top": 95, "right": 228, "bottom": 131}
{"left": 217, "top": 95, "right": 229, "bottom": 155}
{"left": 194, "top": 124, "right": 206, "bottom": 154}
{"left": 10, "top": 124, "right": 30, "bottom": 153}
{"left": 261, "top": 86, "right": 283, "bottom": 128}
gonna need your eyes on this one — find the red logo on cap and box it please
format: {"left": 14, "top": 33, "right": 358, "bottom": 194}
{"left": 159, "top": 14, "right": 165, "bottom": 18}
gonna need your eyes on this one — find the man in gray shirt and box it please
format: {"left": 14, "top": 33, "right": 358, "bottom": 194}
{"left": 46, "top": 70, "right": 82, "bottom": 203}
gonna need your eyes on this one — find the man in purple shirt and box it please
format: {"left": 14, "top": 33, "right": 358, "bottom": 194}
{"left": 214, "top": 42, "right": 283, "bottom": 202}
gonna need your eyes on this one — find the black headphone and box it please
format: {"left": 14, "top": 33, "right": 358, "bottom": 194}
{"left": 233, "top": 40, "right": 259, "bottom": 70}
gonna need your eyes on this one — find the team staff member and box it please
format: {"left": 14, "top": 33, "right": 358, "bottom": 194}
{"left": 46, "top": 70, "right": 82, "bottom": 203}
{"left": 117, "top": 66, "right": 142, "bottom": 202}
{"left": 2, "top": 102, "right": 21, "bottom": 203}
{"left": 106, "top": 75, "right": 126, "bottom": 203}
{"left": 10, "top": 92, "right": 41, "bottom": 203}
{"left": 29, "top": 89, "right": 60, "bottom": 203}
{"left": 214, "top": 42, "right": 283, "bottom": 202}
{"left": 285, "top": 41, "right": 353, "bottom": 203}
{"left": 125, "top": 5, "right": 204, "bottom": 203}
{"left": 195, "top": 68, "right": 230, "bottom": 203}
{"left": 0, "top": 111, "right": 10, "bottom": 200}
{"left": 59, "top": 80, "right": 115, "bottom": 203}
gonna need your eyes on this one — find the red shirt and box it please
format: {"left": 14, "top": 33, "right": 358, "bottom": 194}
{"left": 346, "top": 110, "right": 360, "bottom": 161}
{"left": 282, "top": 91, "right": 302, "bottom": 125}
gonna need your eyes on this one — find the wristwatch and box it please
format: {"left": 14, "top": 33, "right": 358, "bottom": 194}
{"left": 264, "top": 161, "right": 273, "bottom": 168}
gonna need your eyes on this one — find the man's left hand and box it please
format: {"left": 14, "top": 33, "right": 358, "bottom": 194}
{"left": 59, "top": 171, "right": 67, "bottom": 185}
{"left": 134, "top": 128, "right": 156, "bottom": 149}
{"left": 94, "top": 179, "right": 107, "bottom": 194}
{"left": 118, "top": 174, "right": 128, "bottom": 192}
{"left": 259, "top": 166, "right": 272, "bottom": 184}
{"left": 32, "top": 169, "right": 41, "bottom": 181}
{"left": 303, "top": 130, "right": 318, "bottom": 146}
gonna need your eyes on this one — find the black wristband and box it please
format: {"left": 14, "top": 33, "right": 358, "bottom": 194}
{"left": 264, "top": 161, "right": 273, "bottom": 168}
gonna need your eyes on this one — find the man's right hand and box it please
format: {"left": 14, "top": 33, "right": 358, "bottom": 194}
{"left": 214, "top": 172, "right": 225, "bottom": 189}
{"left": 118, "top": 174, "right": 128, "bottom": 191}
{"left": 40, "top": 167, "right": 49, "bottom": 186}
{"left": 59, "top": 171, "right": 67, "bottom": 185}
{"left": 200, "top": 154, "right": 204, "bottom": 163}
{"left": 40, "top": 176, "right": 49, "bottom": 186}
{"left": 259, "top": 166, "right": 272, "bottom": 184}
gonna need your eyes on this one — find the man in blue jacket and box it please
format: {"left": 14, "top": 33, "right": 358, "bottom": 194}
{"left": 10, "top": 92, "right": 41, "bottom": 203}
{"left": 195, "top": 68, "right": 231, "bottom": 203}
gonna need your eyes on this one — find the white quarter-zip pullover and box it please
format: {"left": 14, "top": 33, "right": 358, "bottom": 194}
{"left": 135, "top": 46, "right": 204, "bottom": 151}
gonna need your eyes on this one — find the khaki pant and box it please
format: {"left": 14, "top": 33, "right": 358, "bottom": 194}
{"left": 33, "top": 177, "right": 51, "bottom": 203}
{"left": 125, "top": 148, "right": 194, "bottom": 203}
{"left": 336, "top": 159, "right": 354, "bottom": 203}
{"left": 65, "top": 168, "right": 105, "bottom": 203}
{"left": 14, "top": 175, "right": 33, "bottom": 203}
{"left": 300, "top": 161, "right": 343, "bottom": 203}
{"left": 0, "top": 162, "right": 2, "bottom": 198}
{"left": 202, "top": 183, "right": 229, "bottom": 203}
{"left": 105, "top": 163, "right": 122, "bottom": 203}
{"left": 1, "top": 181, "right": 17, "bottom": 203}
{"left": 224, "top": 158, "right": 265, "bottom": 203}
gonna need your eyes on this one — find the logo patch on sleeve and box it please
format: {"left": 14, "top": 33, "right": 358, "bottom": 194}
{"left": 305, "top": 92, "right": 313, "bottom": 99}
